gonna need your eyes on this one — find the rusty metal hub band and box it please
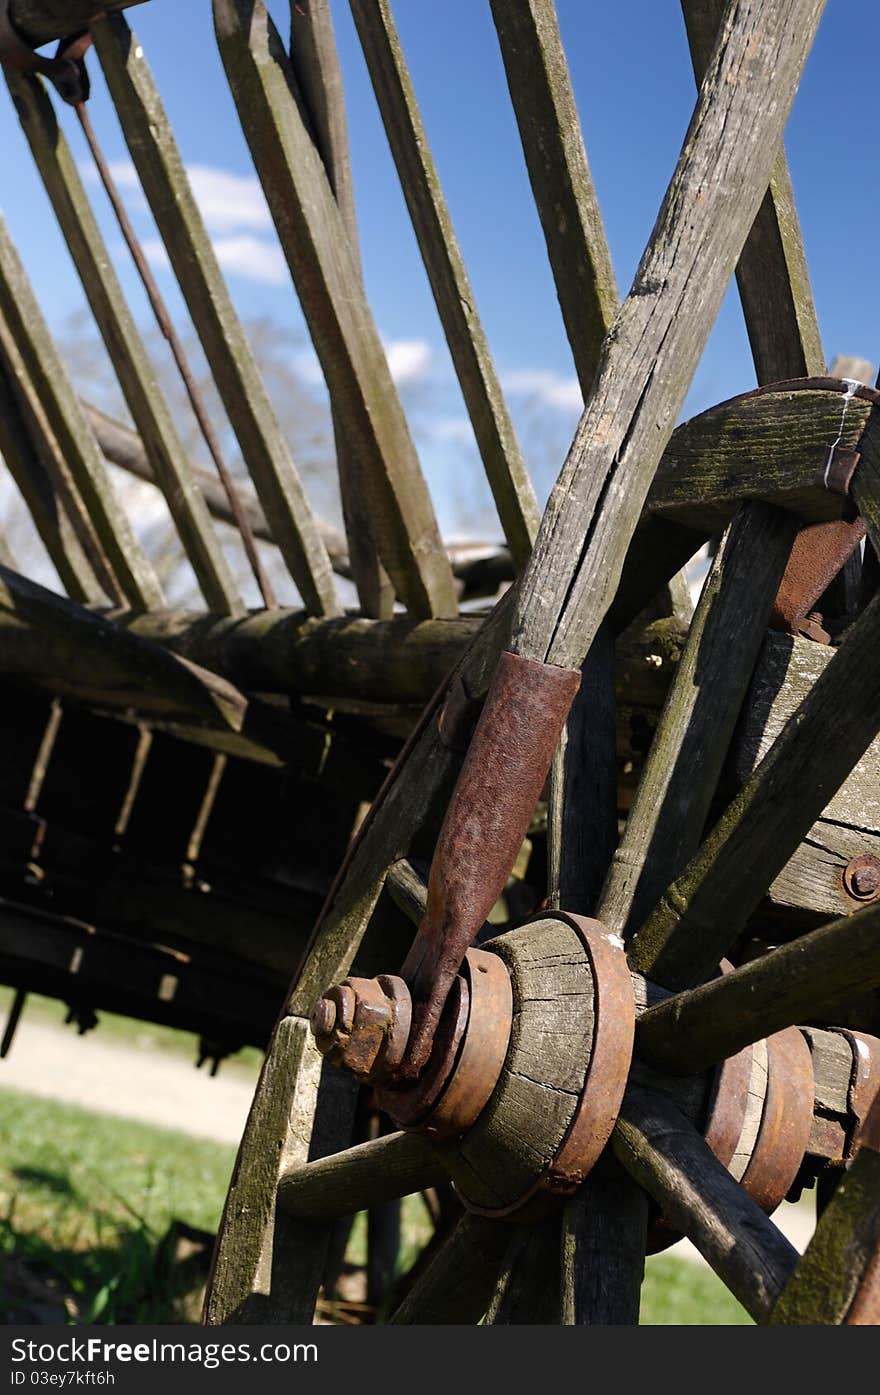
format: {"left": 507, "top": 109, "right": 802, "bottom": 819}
{"left": 441, "top": 913, "right": 635, "bottom": 1219}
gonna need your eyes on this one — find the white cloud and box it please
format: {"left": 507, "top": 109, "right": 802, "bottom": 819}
{"left": 139, "top": 234, "right": 286, "bottom": 286}
{"left": 81, "top": 158, "right": 272, "bottom": 236}
{"left": 185, "top": 164, "right": 273, "bottom": 234}
{"left": 212, "top": 235, "right": 287, "bottom": 285}
{"left": 430, "top": 416, "right": 475, "bottom": 445}
{"left": 502, "top": 370, "right": 583, "bottom": 413}
{"left": 384, "top": 338, "right": 432, "bottom": 386}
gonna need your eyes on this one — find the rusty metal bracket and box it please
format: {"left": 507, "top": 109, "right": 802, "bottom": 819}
{"left": 771, "top": 515, "right": 866, "bottom": 641}
{"left": 398, "top": 650, "right": 580, "bottom": 1078}
{"left": 0, "top": 5, "right": 91, "bottom": 104}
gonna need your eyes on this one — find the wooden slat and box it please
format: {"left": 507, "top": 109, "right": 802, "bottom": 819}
{"left": 681, "top": 0, "right": 825, "bottom": 382}
{"left": 278, "top": 1131, "right": 447, "bottom": 1224}
{"left": 90, "top": 14, "right": 340, "bottom": 620}
{"left": 288, "top": 0, "right": 393, "bottom": 618}
{"left": 509, "top": 0, "right": 826, "bottom": 670}
{"left": 388, "top": 1213, "right": 511, "bottom": 1325}
{"left": 0, "top": 565, "right": 290, "bottom": 764}
{"left": 0, "top": 350, "right": 104, "bottom": 603}
{"left": 613, "top": 1088, "right": 797, "bottom": 1322}
{"left": 598, "top": 504, "right": 798, "bottom": 939}
{"left": 489, "top": 0, "right": 619, "bottom": 394}
{"left": 560, "top": 1172, "right": 649, "bottom": 1324}
{"left": 629, "top": 590, "right": 880, "bottom": 989}
{"left": 211, "top": 0, "right": 457, "bottom": 620}
{"left": 0, "top": 217, "right": 163, "bottom": 610}
{"left": 351, "top": 0, "right": 540, "bottom": 568}
{"left": 7, "top": 69, "right": 244, "bottom": 617}
{"left": 8, "top": 0, "right": 144, "bottom": 45}
{"left": 637, "top": 900, "right": 880, "bottom": 1076}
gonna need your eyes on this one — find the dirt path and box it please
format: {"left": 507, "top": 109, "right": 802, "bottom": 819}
{"left": 0, "top": 1018, "right": 257, "bottom": 1146}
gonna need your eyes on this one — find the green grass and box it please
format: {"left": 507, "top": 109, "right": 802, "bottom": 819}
{"left": 641, "top": 1254, "right": 752, "bottom": 1325}
{"left": 0, "top": 1087, "right": 236, "bottom": 1323}
{"left": 0, "top": 986, "right": 262, "bottom": 1079}
{"left": 0, "top": 1084, "right": 752, "bottom": 1326}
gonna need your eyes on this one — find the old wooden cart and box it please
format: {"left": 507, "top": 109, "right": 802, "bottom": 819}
{"left": 1, "top": 0, "right": 879, "bottom": 1325}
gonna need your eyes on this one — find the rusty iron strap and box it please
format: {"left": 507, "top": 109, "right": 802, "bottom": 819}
{"left": 398, "top": 650, "right": 581, "bottom": 1077}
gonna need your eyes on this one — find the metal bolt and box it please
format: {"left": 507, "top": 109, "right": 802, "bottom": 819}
{"left": 843, "top": 854, "right": 880, "bottom": 903}
{"left": 310, "top": 997, "right": 337, "bottom": 1039}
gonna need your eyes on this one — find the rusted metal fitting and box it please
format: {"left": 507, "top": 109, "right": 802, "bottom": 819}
{"left": 310, "top": 973, "right": 411, "bottom": 1082}
{"left": 842, "top": 854, "right": 880, "bottom": 903}
{"left": 798, "top": 610, "right": 831, "bottom": 645}
{"left": 444, "top": 915, "right": 636, "bottom": 1220}
{"left": 310, "top": 948, "right": 513, "bottom": 1138}
{"left": 649, "top": 1022, "right": 814, "bottom": 1252}
{"left": 771, "top": 517, "right": 865, "bottom": 641}
{"left": 0, "top": 5, "right": 92, "bottom": 104}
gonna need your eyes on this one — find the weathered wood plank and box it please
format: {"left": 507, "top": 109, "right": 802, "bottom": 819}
{"left": 736, "top": 631, "right": 880, "bottom": 833}
{"left": 0, "top": 352, "right": 104, "bottom": 604}
{"left": 0, "top": 566, "right": 291, "bottom": 764}
{"left": 90, "top": 14, "right": 340, "bottom": 619}
{"left": 547, "top": 622, "right": 617, "bottom": 914}
{"left": 599, "top": 504, "right": 798, "bottom": 939}
{"left": 485, "top": 1217, "right": 562, "bottom": 1325}
{"left": 765, "top": 818, "right": 880, "bottom": 920}
{"left": 630, "top": 590, "right": 880, "bottom": 990}
{"left": 7, "top": 69, "right": 243, "bottom": 617}
{"left": 210, "top": 1, "right": 457, "bottom": 619}
{"left": 205, "top": 1015, "right": 324, "bottom": 1316}
{"left": 560, "top": 1171, "right": 648, "bottom": 1325}
{"left": 351, "top": 0, "right": 540, "bottom": 568}
{"left": 647, "top": 383, "right": 871, "bottom": 532}
{"left": 288, "top": 0, "right": 392, "bottom": 618}
{"left": 0, "top": 216, "right": 162, "bottom": 610}
{"left": 636, "top": 899, "right": 880, "bottom": 1075}
{"left": 8, "top": 0, "right": 145, "bottom": 46}
{"left": 613, "top": 1087, "right": 797, "bottom": 1322}
{"left": 278, "top": 1131, "right": 446, "bottom": 1224}
{"left": 489, "top": 0, "right": 618, "bottom": 394}
{"left": 509, "top": 0, "right": 826, "bottom": 669}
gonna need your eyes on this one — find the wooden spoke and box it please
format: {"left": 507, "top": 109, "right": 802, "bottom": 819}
{"left": 490, "top": 0, "right": 618, "bottom": 395}
{"left": 629, "top": 590, "right": 880, "bottom": 989}
{"left": 210, "top": 0, "right": 456, "bottom": 619}
{"left": 278, "top": 1131, "right": 447, "bottom": 1225}
{"left": 0, "top": 217, "right": 163, "bottom": 610}
{"left": 90, "top": 14, "right": 340, "bottom": 619}
{"left": 7, "top": 69, "right": 244, "bottom": 617}
{"left": 680, "top": 0, "right": 825, "bottom": 383}
{"left": 0, "top": 349, "right": 105, "bottom": 604}
{"left": 560, "top": 1171, "right": 649, "bottom": 1325}
{"left": 613, "top": 1087, "right": 798, "bottom": 1322}
{"left": 388, "top": 1213, "right": 511, "bottom": 1325}
{"left": 599, "top": 503, "right": 797, "bottom": 938}
{"left": 485, "top": 1217, "right": 563, "bottom": 1325}
{"left": 636, "top": 899, "right": 880, "bottom": 1075}
{"left": 351, "top": 0, "right": 540, "bottom": 569}
{"left": 288, "top": 0, "right": 392, "bottom": 618}
{"left": 510, "top": 0, "right": 825, "bottom": 671}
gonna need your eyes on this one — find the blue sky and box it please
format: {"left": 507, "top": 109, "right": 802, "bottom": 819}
{"left": 2, "top": 0, "right": 879, "bottom": 546}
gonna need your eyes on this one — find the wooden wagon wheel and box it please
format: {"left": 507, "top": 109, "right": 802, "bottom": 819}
{"left": 200, "top": 0, "right": 880, "bottom": 1327}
